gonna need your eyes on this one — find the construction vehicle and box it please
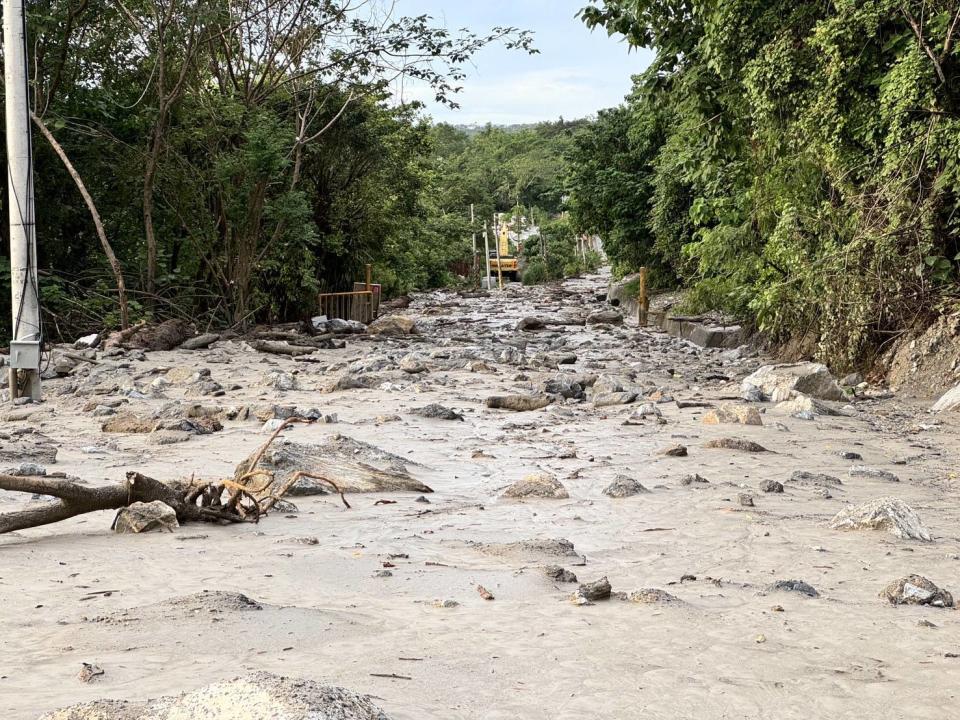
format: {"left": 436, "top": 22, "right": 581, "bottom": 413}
{"left": 489, "top": 215, "right": 521, "bottom": 282}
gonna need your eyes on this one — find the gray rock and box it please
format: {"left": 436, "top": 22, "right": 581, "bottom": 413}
{"left": 603, "top": 475, "right": 650, "bottom": 498}
{"left": 411, "top": 404, "right": 463, "bottom": 421}
{"left": 741, "top": 363, "right": 845, "bottom": 402}
{"left": 880, "top": 575, "right": 953, "bottom": 607}
{"left": 485, "top": 394, "right": 552, "bottom": 412}
{"left": 626, "top": 588, "right": 682, "bottom": 604}
{"left": 574, "top": 576, "right": 612, "bottom": 602}
{"left": 738, "top": 493, "right": 755, "bottom": 507}
{"left": 680, "top": 473, "right": 709, "bottom": 486}
{"left": 113, "top": 501, "right": 179, "bottom": 534}
{"left": 593, "top": 391, "right": 638, "bottom": 408}
{"left": 789, "top": 471, "right": 842, "bottom": 487}
{"left": 544, "top": 565, "right": 578, "bottom": 583}
{"left": 849, "top": 466, "right": 899, "bottom": 482}
{"left": 399, "top": 353, "right": 429, "bottom": 374}
{"left": 767, "top": 579, "right": 819, "bottom": 597}
{"left": 829, "top": 497, "right": 932, "bottom": 541}
{"left": 932, "top": 384, "right": 960, "bottom": 413}
{"left": 586, "top": 310, "right": 624, "bottom": 325}
{"left": 759, "top": 479, "right": 784, "bottom": 493}
{"left": 543, "top": 378, "right": 585, "bottom": 400}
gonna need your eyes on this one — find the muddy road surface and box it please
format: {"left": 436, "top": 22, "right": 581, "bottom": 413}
{"left": 2, "top": 271, "right": 959, "bottom": 719}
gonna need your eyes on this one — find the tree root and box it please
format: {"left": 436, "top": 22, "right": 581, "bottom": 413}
{"left": 0, "top": 417, "right": 351, "bottom": 534}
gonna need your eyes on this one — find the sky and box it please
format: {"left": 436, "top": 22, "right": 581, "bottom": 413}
{"left": 391, "top": 0, "right": 654, "bottom": 125}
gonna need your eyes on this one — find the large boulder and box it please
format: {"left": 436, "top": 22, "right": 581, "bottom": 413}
{"left": 586, "top": 309, "right": 624, "bottom": 326}
{"left": 932, "top": 384, "right": 960, "bottom": 413}
{"left": 368, "top": 315, "right": 418, "bottom": 336}
{"left": 40, "top": 672, "right": 391, "bottom": 720}
{"left": 829, "top": 497, "right": 932, "bottom": 541}
{"left": 741, "top": 362, "right": 845, "bottom": 402}
{"left": 114, "top": 501, "right": 179, "bottom": 534}
{"left": 702, "top": 404, "right": 762, "bottom": 426}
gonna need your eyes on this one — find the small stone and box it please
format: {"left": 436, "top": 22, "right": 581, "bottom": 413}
{"left": 767, "top": 580, "right": 819, "bottom": 597}
{"left": 838, "top": 451, "right": 863, "bottom": 460}
{"left": 680, "top": 473, "right": 709, "bottom": 486}
{"left": 414, "top": 496, "right": 431, "bottom": 504}
{"left": 77, "top": 662, "right": 104, "bottom": 683}
{"left": 501, "top": 473, "right": 569, "bottom": 500}
{"left": 375, "top": 570, "right": 393, "bottom": 578}
{"left": 738, "top": 493, "right": 755, "bottom": 507}
{"left": 602, "top": 475, "right": 650, "bottom": 498}
{"left": 434, "top": 599, "right": 459, "bottom": 608}
{"left": 755, "top": 634, "right": 767, "bottom": 644}
{"left": 703, "top": 404, "right": 762, "bottom": 426}
{"left": 661, "top": 444, "right": 688, "bottom": 457}
{"left": 705, "top": 438, "right": 769, "bottom": 452}
{"left": 369, "top": 315, "right": 418, "bottom": 336}
{"left": 574, "top": 576, "right": 612, "bottom": 602}
{"left": 399, "top": 353, "right": 429, "bottom": 374}
{"left": 544, "top": 565, "right": 578, "bottom": 583}
{"left": 848, "top": 466, "right": 900, "bottom": 482}
{"left": 411, "top": 404, "right": 463, "bottom": 421}
{"left": 760, "top": 480, "right": 784, "bottom": 493}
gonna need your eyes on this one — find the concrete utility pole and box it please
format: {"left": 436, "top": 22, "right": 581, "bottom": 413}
{"left": 482, "top": 225, "right": 492, "bottom": 289}
{"left": 470, "top": 204, "right": 477, "bottom": 279}
{"left": 4, "top": 0, "right": 42, "bottom": 401}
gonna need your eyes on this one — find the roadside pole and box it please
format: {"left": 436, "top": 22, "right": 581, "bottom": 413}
{"left": 492, "top": 213, "right": 503, "bottom": 290}
{"left": 483, "top": 225, "right": 492, "bottom": 289}
{"left": 4, "top": 0, "right": 42, "bottom": 402}
{"left": 470, "top": 204, "right": 477, "bottom": 281}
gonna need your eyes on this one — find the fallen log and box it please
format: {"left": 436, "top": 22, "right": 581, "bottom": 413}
{"left": 248, "top": 340, "right": 317, "bottom": 357}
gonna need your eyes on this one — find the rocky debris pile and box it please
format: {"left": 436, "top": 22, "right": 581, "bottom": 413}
{"left": 880, "top": 575, "right": 954, "bottom": 607}
{"left": 829, "top": 497, "right": 932, "bottom": 541}
{"left": 742, "top": 362, "right": 845, "bottom": 402}
{"left": 113, "top": 501, "right": 179, "bottom": 534}
{"left": 501, "top": 473, "right": 569, "bottom": 500}
{"left": 40, "top": 672, "right": 392, "bottom": 720}
{"left": 625, "top": 588, "right": 682, "bottom": 605}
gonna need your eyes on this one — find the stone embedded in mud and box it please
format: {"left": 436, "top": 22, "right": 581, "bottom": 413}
{"left": 41, "top": 672, "right": 392, "bottom": 720}
{"left": 776, "top": 393, "right": 840, "bottom": 417}
{"left": 627, "top": 588, "right": 682, "bottom": 604}
{"left": 485, "top": 394, "right": 552, "bottom": 412}
{"left": 602, "top": 475, "right": 650, "bottom": 498}
{"left": 705, "top": 437, "right": 769, "bottom": 453}
{"left": 738, "top": 493, "right": 755, "bottom": 507}
{"left": 789, "top": 471, "right": 842, "bottom": 487}
{"left": 399, "top": 353, "right": 430, "bottom": 374}
{"left": 369, "top": 315, "right": 418, "bottom": 336}
{"left": 848, "top": 466, "right": 900, "bottom": 482}
{"left": 149, "top": 431, "right": 192, "bottom": 445}
{"left": 703, "top": 404, "right": 762, "bottom": 426}
{"left": 501, "top": 473, "right": 569, "bottom": 500}
{"left": 586, "top": 310, "right": 624, "bottom": 326}
{"left": 593, "top": 374, "right": 629, "bottom": 395}
{"left": 759, "top": 480, "right": 784, "bottom": 493}
{"left": 767, "top": 580, "right": 819, "bottom": 597}
{"left": 574, "top": 576, "right": 612, "bottom": 603}
{"left": 114, "top": 501, "right": 179, "bottom": 534}
{"left": 411, "top": 404, "right": 463, "bottom": 421}
{"left": 829, "top": 497, "right": 932, "bottom": 541}
{"left": 544, "top": 565, "right": 578, "bottom": 583}
{"left": 880, "top": 575, "right": 954, "bottom": 607}
{"left": 101, "top": 414, "right": 156, "bottom": 434}
{"left": 593, "top": 391, "right": 638, "bottom": 408}
{"left": 517, "top": 316, "right": 548, "bottom": 331}
{"left": 680, "top": 473, "right": 709, "bottom": 486}
{"left": 661, "top": 444, "right": 688, "bottom": 457}
{"left": 932, "top": 384, "right": 960, "bottom": 413}
{"left": 741, "top": 362, "right": 845, "bottom": 402}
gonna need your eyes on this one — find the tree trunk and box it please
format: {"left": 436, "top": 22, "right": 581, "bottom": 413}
{"left": 31, "top": 112, "right": 130, "bottom": 329}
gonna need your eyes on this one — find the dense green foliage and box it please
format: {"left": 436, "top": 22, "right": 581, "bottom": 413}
{"left": 1, "top": 0, "right": 544, "bottom": 339}
{"left": 521, "top": 217, "right": 602, "bottom": 284}
{"left": 571, "top": 0, "right": 960, "bottom": 366}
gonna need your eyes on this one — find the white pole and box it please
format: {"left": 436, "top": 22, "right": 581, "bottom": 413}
{"left": 470, "top": 203, "right": 476, "bottom": 278}
{"left": 4, "top": 0, "right": 42, "bottom": 401}
{"left": 482, "top": 225, "right": 492, "bottom": 289}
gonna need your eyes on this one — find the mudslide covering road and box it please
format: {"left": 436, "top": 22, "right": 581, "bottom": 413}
{"left": 2, "top": 271, "right": 959, "bottom": 719}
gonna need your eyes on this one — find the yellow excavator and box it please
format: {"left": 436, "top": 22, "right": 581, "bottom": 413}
{"left": 489, "top": 217, "right": 520, "bottom": 282}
